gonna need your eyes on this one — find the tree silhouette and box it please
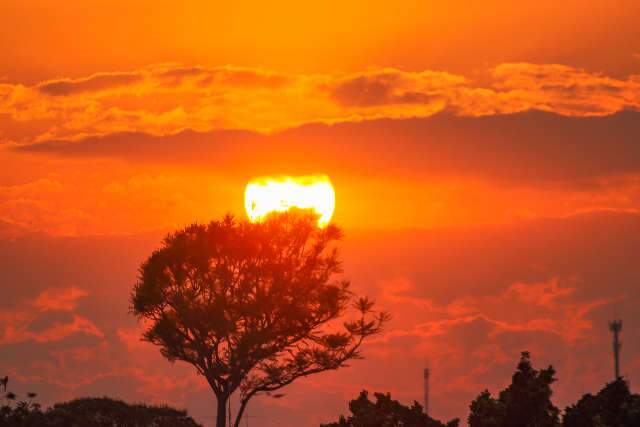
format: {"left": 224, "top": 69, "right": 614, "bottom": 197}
{"left": 44, "top": 397, "right": 201, "bottom": 426}
{"left": 563, "top": 378, "right": 640, "bottom": 427}
{"left": 468, "top": 352, "right": 560, "bottom": 427}
{"left": 0, "top": 375, "right": 43, "bottom": 427}
{"left": 131, "top": 212, "right": 388, "bottom": 427}
{"left": 468, "top": 390, "right": 504, "bottom": 427}
{"left": 321, "top": 390, "right": 459, "bottom": 427}
{"left": 1, "top": 391, "right": 201, "bottom": 427}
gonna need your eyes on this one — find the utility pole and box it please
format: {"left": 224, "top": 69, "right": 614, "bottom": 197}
{"left": 423, "top": 367, "right": 429, "bottom": 414}
{"left": 609, "top": 319, "right": 622, "bottom": 380}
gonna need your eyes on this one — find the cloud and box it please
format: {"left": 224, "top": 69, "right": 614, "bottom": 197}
{"left": 37, "top": 72, "right": 144, "bottom": 96}
{"left": 153, "top": 64, "right": 291, "bottom": 88}
{"left": 504, "top": 279, "right": 575, "bottom": 309}
{"left": 8, "top": 109, "right": 640, "bottom": 235}
{"left": 0, "top": 178, "right": 63, "bottom": 198}
{"left": 33, "top": 287, "right": 89, "bottom": 311}
{"left": 16, "top": 110, "right": 640, "bottom": 186}
{"left": 0, "top": 218, "right": 28, "bottom": 239}
{"left": 0, "top": 63, "right": 638, "bottom": 143}
{"left": 377, "top": 277, "right": 608, "bottom": 343}
{"left": 489, "top": 63, "right": 639, "bottom": 116}
{"left": 326, "top": 68, "right": 464, "bottom": 107}
{"left": 0, "top": 286, "right": 101, "bottom": 345}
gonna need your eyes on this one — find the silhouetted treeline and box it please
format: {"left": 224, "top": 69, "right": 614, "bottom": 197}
{"left": 320, "top": 390, "right": 459, "bottom": 427}
{"left": 4, "top": 353, "right": 640, "bottom": 426}
{"left": 323, "top": 352, "right": 640, "bottom": 427}
{"left": 0, "top": 381, "right": 201, "bottom": 427}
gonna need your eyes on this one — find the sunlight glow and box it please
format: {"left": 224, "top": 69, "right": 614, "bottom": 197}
{"left": 245, "top": 175, "right": 336, "bottom": 227}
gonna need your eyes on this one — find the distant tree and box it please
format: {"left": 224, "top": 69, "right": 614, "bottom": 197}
{"left": 1, "top": 388, "right": 201, "bottom": 427}
{"left": 468, "top": 352, "right": 560, "bottom": 427}
{"left": 43, "top": 397, "right": 201, "bottom": 427}
{"left": 321, "top": 390, "right": 459, "bottom": 427}
{"left": 563, "top": 378, "right": 640, "bottom": 427}
{"left": 131, "top": 212, "right": 388, "bottom": 427}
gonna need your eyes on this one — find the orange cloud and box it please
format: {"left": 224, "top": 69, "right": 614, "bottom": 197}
{"left": 376, "top": 277, "right": 611, "bottom": 345}
{"left": 326, "top": 68, "right": 465, "bottom": 107}
{"left": 37, "top": 71, "right": 144, "bottom": 96}
{"left": 33, "top": 287, "right": 89, "bottom": 311}
{"left": 0, "top": 286, "right": 101, "bottom": 345}
{"left": 1, "top": 63, "right": 638, "bottom": 144}
{"left": 490, "top": 63, "right": 639, "bottom": 115}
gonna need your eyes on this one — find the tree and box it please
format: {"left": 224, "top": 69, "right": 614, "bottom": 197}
{"left": 131, "top": 212, "right": 388, "bottom": 427}
{"left": 468, "top": 352, "right": 560, "bottom": 427}
{"left": 563, "top": 378, "right": 640, "bottom": 427}
{"left": 321, "top": 390, "right": 459, "bottom": 427}
{"left": 43, "top": 397, "right": 202, "bottom": 427}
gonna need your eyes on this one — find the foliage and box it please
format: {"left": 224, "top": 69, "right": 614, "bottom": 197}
{"left": 468, "top": 352, "right": 560, "bottom": 427}
{"left": 0, "top": 376, "right": 44, "bottom": 427}
{"left": 321, "top": 390, "right": 459, "bottom": 427}
{"left": 0, "top": 375, "right": 200, "bottom": 426}
{"left": 131, "top": 211, "right": 388, "bottom": 427}
{"left": 563, "top": 378, "right": 640, "bottom": 427}
{"left": 468, "top": 390, "right": 504, "bottom": 427}
{"left": 41, "top": 397, "right": 201, "bottom": 426}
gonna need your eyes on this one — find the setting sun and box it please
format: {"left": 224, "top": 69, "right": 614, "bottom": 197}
{"left": 244, "top": 175, "right": 336, "bottom": 227}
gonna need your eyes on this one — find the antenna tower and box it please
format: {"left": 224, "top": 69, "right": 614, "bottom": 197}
{"left": 609, "top": 319, "right": 622, "bottom": 380}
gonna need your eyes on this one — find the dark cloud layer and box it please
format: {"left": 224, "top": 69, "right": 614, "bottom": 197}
{"left": 16, "top": 110, "right": 640, "bottom": 187}
{"left": 329, "top": 72, "right": 437, "bottom": 106}
{"left": 37, "top": 72, "right": 143, "bottom": 96}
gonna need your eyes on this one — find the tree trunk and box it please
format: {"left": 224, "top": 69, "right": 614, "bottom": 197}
{"left": 233, "top": 398, "right": 249, "bottom": 427}
{"left": 216, "top": 394, "right": 228, "bottom": 427}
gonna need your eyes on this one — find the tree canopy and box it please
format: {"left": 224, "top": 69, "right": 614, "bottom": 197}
{"left": 131, "top": 212, "right": 388, "bottom": 427}
{"left": 321, "top": 390, "right": 459, "bottom": 427}
{"left": 563, "top": 378, "right": 640, "bottom": 427}
{"left": 1, "top": 392, "right": 200, "bottom": 427}
{"left": 468, "top": 352, "right": 560, "bottom": 427}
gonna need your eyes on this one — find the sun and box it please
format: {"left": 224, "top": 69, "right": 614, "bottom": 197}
{"left": 244, "top": 175, "right": 336, "bottom": 227}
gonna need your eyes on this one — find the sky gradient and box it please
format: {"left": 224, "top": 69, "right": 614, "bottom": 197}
{"left": 1, "top": 2, "right": 640, "bottom": 426}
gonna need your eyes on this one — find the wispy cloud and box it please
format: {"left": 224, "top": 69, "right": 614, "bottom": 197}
{"left": 0, "top": 287, "right": 102, "bottom": 345}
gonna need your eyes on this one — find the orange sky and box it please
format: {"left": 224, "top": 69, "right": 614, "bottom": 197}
{"left": 1, "top": 2, "right": 640, "bottom": 426}
{"left": 2, "top": 0, "right": 640, "bottom": 82}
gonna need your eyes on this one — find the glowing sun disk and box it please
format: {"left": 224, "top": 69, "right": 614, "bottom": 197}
{"left": 245, "top": 175, "right": 335, "bottom": 227}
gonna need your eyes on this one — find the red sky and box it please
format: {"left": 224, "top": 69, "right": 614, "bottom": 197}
{"left": 1, "top": 2, "right": 640, "bottom": 425}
